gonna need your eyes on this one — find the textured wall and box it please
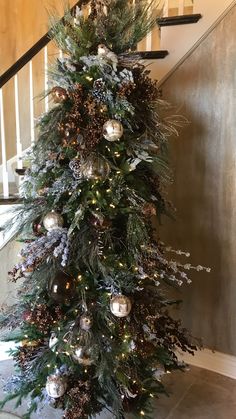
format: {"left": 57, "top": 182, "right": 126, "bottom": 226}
{"left": 156, "top": 5, "right": 236, "bottom": 355}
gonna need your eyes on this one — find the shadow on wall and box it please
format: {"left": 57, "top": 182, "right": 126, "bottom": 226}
{"left": 156, "top": 4, "right": 236, "bottom": 356}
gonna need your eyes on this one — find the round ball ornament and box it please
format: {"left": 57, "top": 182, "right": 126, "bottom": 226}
{"left": 46, "top": 373, "right": 67, "bottom": 398}
{"left": 51, "top": 86, "right": 68, "bottom": 103}
{"left": 22, "top": 310, "right": 32, "bottom": 322}
{"left": 80, "top": 153, "right": 110, "bottom": 181}
{"left": 73, "top": 346, "right": 93, "bottom": 365}
{"left": 43, "top": 211, "right": 64, "bottom": 232}
{"left": 80, "top": 314, "right": 93, "bottom": 331}
{"left": 32, "top": 218, "right": 44, "bottom": 236}
{"left": 90, "top": 214, "right": 111, "bottom": 230}
{"left": 103, "top": 119, "right": 124, "bottom": 142}
{"left": 48, "top": 271, "right": 76, "bottom": 305}
{"left": 110, "top": 295, "right": 132, "bottom": 318}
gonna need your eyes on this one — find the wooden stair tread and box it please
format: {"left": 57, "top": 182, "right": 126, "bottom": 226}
{"left": 157, "top": 14, "right": 202, "bottom": 27}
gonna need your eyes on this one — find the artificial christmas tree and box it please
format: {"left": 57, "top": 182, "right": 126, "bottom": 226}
{"left": 0, "top": 1, "right": 210, "bottom": 418}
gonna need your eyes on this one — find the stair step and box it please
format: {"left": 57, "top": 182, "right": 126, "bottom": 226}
{"left": 138, "top": 50, "right": 169, "bottom": 59}
{"left": 0, "top": 196, "right": 21, "bottom": 205}
{"left": 157, "top": 14, "right": 202, "bottom": 27}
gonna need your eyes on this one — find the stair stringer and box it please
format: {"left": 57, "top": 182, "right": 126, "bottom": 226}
{"left": 150, "top": 0, "right": 236, "bottom": 84}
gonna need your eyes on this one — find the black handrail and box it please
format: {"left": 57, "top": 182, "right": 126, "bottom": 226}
{"left": 0, "top": 0, "right": 86, "bottom": 88}
{"left": 0, "top": 0, "right": 168, "bottom": 89}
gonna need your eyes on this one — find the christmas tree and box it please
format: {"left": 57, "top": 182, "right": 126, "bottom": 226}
{"left": 0, "top": 1, "right": 210, "bottom": 418}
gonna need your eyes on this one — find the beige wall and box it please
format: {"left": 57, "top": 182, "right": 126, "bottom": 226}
{"left": 0, "top": 0, "right": 76, "bottom": 75}
{"left": 0, "top": 1, "right": 76, "bottom": 166}
{"left": 158, "top": 5, "right": 236, "bottom": 355}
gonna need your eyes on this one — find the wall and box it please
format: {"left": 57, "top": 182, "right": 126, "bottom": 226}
{"left": 0, "top": 0, "right": 77, "bottom": 174}
{"left": 0, "top": 0, "right": 76, "bottom": 75}
{"left": 158, "top": 5, "right": 236, "bottom": 355}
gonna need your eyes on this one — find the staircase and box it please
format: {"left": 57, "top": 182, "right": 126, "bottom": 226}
{"left": 0, "top": 0, "right": 235, "bottom": 209}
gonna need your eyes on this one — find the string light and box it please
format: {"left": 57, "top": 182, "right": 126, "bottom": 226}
{"left": 140, "top": 411, "right": 145, "bottom": 416}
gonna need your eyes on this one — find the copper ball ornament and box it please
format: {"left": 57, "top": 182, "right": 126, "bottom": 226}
{"left": 43, "top": 211, "right": 64, "bottom": 231}
{"left": 110, "top": 295, "right": 132, "bottom": 318}
{"left": 103, "top": 119, "right": 124, "bottom": 142}
{"left": 46, "top": 373, "right": 67, "bottom": 398}
{"left": 32, "top": 219, "right": 44, "bottom": 236}
{"left": 90, "top": 214, "right": 111, "bottom": 230}
{"left": 80, "top": 314, "right": 93, "bottom": 331}
{"left": 51, "top": 86, "right": 68, "bottom": 103}
{"left": 80, "top": 153, "right": 110, "bottom": 181}
{"left": 22, "top": 310, "right": 32, "bottom": 322}
{"left": 48, "top": 271, "right": 76, "bottom": 305}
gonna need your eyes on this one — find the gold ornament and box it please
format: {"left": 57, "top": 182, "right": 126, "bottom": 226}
{"left": 110, "top": 295, "right": 132, "bottom": 318}
{"left": 46, "top": 373, "right": 67, "bottom": 398}
{"left": 48, "top": 271, "right": 76, "bottom": 304}
{"left": 43, "top": 211, "right": 64, "bottom": 231}
{"left": 21, "top": 339, "right": 39, "bottom": 347}
{"left": 80, "top": 314, "right": 93, "bottom": 331}
{"left": 103, "top": 119, "right": 124, "bottom": 142}
{"left": 73, "top": 346, "right": 93, "bottom": 365}
{"left": 51, "top": 86, "right": 68, "bottom": 103}
{"left": 80, "top": 153, "right": 110, "bottom": 180}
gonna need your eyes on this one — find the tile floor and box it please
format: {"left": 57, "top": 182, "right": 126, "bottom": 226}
{"left": 0, "top": 360, "right": 236, "bottom": 418}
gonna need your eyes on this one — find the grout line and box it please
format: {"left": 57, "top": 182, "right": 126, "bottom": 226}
{"left": 164, "top": 380, "right": 197, "bottom": 419}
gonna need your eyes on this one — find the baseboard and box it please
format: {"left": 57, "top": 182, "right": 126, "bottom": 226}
{"left": 1, "top": 343, "right": 236, "bottom": 380}
{"left": 180, "top": 348, "right": 236, "bottom": 380}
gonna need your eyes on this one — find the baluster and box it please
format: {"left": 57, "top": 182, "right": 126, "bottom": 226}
{"left": 146, "top": 0, "right": 152, "bottom": 51}
{"left": 44, "top": 46, "right": 49, "bottom": 113}
{"left": 0, "top": 89, "right": 9, "bottom": 198}
{"left": 14, "top": 75, "right": 23, "bottom": 170}
{"left": 163, "top": 0, "right": 169, "bottom": 17}
{"left": 178, "top": 0, "right": 185, "bottom": 15}
{"left": 29, "top": 60, "right": 35, "bottom": 145}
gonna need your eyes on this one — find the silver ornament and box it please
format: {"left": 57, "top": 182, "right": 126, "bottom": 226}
{"left": 73, "top": 346, "right": 93, "bottom": 365}
{"left": 49, "top": 333, "right": 59, "bottom": 351}
{"left": 80, "top": 153, "right": 110, "bottom": 180}
{"left": 110, "top": 295, "right": 132, "bottom": 318}
{"left": 103, "top": 119, "right": 124, "bottom": 142}
{"left": 80, "top": 314, "right": 93, "bottom": 331}
{"left": 69, "top": 157, "right": 80, "bottom": 178}
{"left": 43, "top": 211, "right": 64, "bottom": 231}
{"left": 46, "top": 373, "right": 67, "bottom": 398}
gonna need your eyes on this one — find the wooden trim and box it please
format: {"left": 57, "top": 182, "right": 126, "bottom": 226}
{"left": 158, "top": 14, "right": 202, "bottom": 27}
{"left": 0, "top": 197, "right": 22, "bottom": 205}
{"left": 137, "top": 51, "right": 169, "bottom": 59}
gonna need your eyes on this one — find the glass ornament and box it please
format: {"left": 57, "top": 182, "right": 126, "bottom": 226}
{"left": 110, "top": 295, "right": 132, "bottom": 318}
{"left": 103, "top": 119, "right": 124, "bottom": 142}
{"left": 43, "top": 211, "right": 64, "bottom": 231}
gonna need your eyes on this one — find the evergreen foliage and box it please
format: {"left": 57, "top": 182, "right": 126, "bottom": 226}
{"left": 0, "top": 2, "right": 209, "bottom": 418}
